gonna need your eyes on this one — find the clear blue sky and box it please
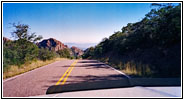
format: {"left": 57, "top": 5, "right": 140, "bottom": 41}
{"left": 3, "top": 3, "right": 153, "bottom": 44}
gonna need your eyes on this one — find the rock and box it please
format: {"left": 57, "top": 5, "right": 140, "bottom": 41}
{"left": 71, "top": 46, "right": 84, "bottom": 57}
{"left": 3, "top": 37, "right": 11, "bottom": 43}
{"left": 37, "top": 38, "right": 67, "bottom": 51}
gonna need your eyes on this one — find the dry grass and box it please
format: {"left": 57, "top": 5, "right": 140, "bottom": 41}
{"left": 120, "top": 61, "right": 152, "bottom": 77}
{"left": 3, "top": 58, "right": 67, "bottom": 79}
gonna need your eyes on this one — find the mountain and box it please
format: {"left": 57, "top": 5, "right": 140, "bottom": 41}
{"left": 64, "top": 43, "right": 97, "bottom": 50}
{"left": 71, "top": 46, "right": 84, "bottom": 57}
{"left": 3, "top": 37, "right": 11, "bottom": 43}
{"left": 37, "top": 38, "right": 84, "bottom": 58}
{"left": 37, "top": 38, "right": 68, "bottom": 51}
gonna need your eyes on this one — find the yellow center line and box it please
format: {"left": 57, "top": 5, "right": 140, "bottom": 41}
{"left": 55, "top": 60, "right": 78, "bottom": 85}
{"left": 55, "top": 60, "right": 77, "bottom": 85}
{"left": 61, "top": 60, "right": 78, "bottom": 85}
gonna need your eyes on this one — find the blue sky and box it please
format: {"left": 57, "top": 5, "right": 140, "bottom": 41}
{"left": 3, "top": 3, "right": 153, "bottom": 44}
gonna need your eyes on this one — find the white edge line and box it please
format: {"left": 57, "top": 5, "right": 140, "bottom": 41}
{"left": 96, "top": 60, "right": 131, "bottom": 79}
{"left": 106, "top": 65, "right": 131, "bottom": 79}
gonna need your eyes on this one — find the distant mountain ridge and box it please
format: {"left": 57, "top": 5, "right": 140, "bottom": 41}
{"left": 71, "top": 46, "right": 84, "bottom": 57}
{"left": 3, "top": 37, "right": 11, "bottom": 43}
{"left": 37, "top": 38, "right": 68, "bottom": 51}
{"left": 65, "top": 43, "right": 97, "bottom": 50}
{"left": 3, "top": 37, "right": 84, "bottom": 58}
{"left": 37, "top": 38, "right": 84, "bottom": 58}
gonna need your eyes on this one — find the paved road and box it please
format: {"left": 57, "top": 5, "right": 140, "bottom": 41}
{"left": 3, "top": 59, "right": 130, "bottom": 97}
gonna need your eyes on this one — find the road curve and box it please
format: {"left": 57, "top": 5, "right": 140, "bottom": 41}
{"left": 3, "top": 59, "right": 130, "bottom": 97}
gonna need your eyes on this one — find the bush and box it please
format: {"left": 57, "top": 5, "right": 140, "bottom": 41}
{"left": 3, "top": 39, "right": 39, "bottom": 67}
{"left": 82, "top": 4, "right": 181, "bottom": 78}
{"left": 82, "top": 47, "right": 95, "bottom": 59}
{"left": 3, "top": 23, "right": 43, "bottom": 69}
{"left": 38, "top": 48, "right": 57, "bottom": 61}
{"left": 57, "top": 48, "right": 71, "bottom": 58}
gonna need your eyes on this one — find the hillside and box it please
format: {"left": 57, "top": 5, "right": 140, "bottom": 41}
{"left": 37, "top": 38, "right": 83, "bottom": 58}
{"left": 3, "top": 33, "right": 83, "bottom": 71}
{"left": 37, "top": 38, "right": 68, "bottom": 51}
{"left": 3, "top": 37, "right": 11, "bottom": 43}
{"left": 71, "top": 46, "right": 84, "bottom": 58}
{"left": 82, "top": 4, "right": 181, "bottom": 78}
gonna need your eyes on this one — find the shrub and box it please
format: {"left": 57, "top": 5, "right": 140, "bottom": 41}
{"left": 3, "top": 23, "right": 43, "bottom": 69}
{"left": 38, "top": 48, "right": 56, "bottom": 61}
{"left": 3, "top": 40, "right": 39, "bottom": 67}
{"left": 57, "top": 48, "right": 71, "bottom": 58}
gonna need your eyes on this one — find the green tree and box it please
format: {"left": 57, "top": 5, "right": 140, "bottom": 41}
{"left": 82, "top": 47, "right": 95, "bottom": 59}
{"left": 57, "top": 48, "right": 71, "bottom": 58}
{"left": 3, "top": 23, "right": 43, "bottom": 68}
{"left": 82, "top": 3, "right": 181, "bottom": 77}
{"left": 38, "top": 48, "right": 56, "bottom": 61}
{"left": 12, "top": 23, "right": 42, "bottom": 42}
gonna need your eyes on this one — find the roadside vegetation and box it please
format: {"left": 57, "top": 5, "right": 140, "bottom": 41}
{"left": 3, "top": 23, "right": 74, "bottom": 79}
{"left": 3, "top": 58, "right": 66, "bottom": 79}
{"left": 57, "top": 48, "right": 75, "bottom": 59}
{"left": 82, "top": 3, "right": 181, "bottom": 78}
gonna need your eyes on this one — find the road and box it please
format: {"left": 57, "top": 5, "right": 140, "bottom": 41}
{"left": 3, "top": 59, "right": 130, "bottom": 97}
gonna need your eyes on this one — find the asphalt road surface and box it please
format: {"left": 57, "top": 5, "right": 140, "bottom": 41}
{"left": 3, "top": 59, "right": 130, "bottom": 97}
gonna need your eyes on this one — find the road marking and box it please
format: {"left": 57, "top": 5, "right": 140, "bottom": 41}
{"left": 102, "top": 62, "right": 132, "bottom": 85}
{"left": 61, "top": 60, "right": 78, "bottom": 85}
{"left": 55, "top": 60, "right": 78, "bottom": 85}
{"left": 55, "top": 60, "right": 75, "bottom": 85}
{"left": 106, "top": 65, "right": 131, "bottom": 79}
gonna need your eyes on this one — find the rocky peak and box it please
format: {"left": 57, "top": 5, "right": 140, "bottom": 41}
{"left": 71, "top": 46, "right": 84, "bottom": 57}
{"left": 3, "top": 37, "right": 11, "bottom": 43}
{"left": 37, "top": 38, "right": 68, "bottom": 51}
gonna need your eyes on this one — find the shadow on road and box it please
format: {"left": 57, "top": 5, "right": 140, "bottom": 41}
{"left": 45, "top": 60, "right": 181, "bottom": 94}
{"left": 46, "top": 76, "right": 181, "bottom": 94}
{"left": 57, "top": 64, "right": 109, "bottom": 69}
{"left": 43, "top": 74, "right": 129, "bottom": 92}
{"left": 78, "top": 60, "right": 99, "bottom": 63}
{"left": 46, "top": 78, "right": 131, "bottom": 94}
{"left": 56, "top": 60, "right": 109, "bottom": 69}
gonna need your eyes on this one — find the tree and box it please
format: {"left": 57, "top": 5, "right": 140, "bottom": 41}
{"left": 82, "top": 47, "right": 95, "bottom": 59}
{"left": 38, "top": 48, "right": 56, "bottom": 61}
{"left": 3, "top": 23, "right": 43, "bottom": 68}
{"left": 12, "top": 23, "right": 42, "bottom": 43}
{"left": 82, "top": 3, "right": 181, "bottom": 77}
{"left": 57, "top": 48, "right": 71, "bottom": 58}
